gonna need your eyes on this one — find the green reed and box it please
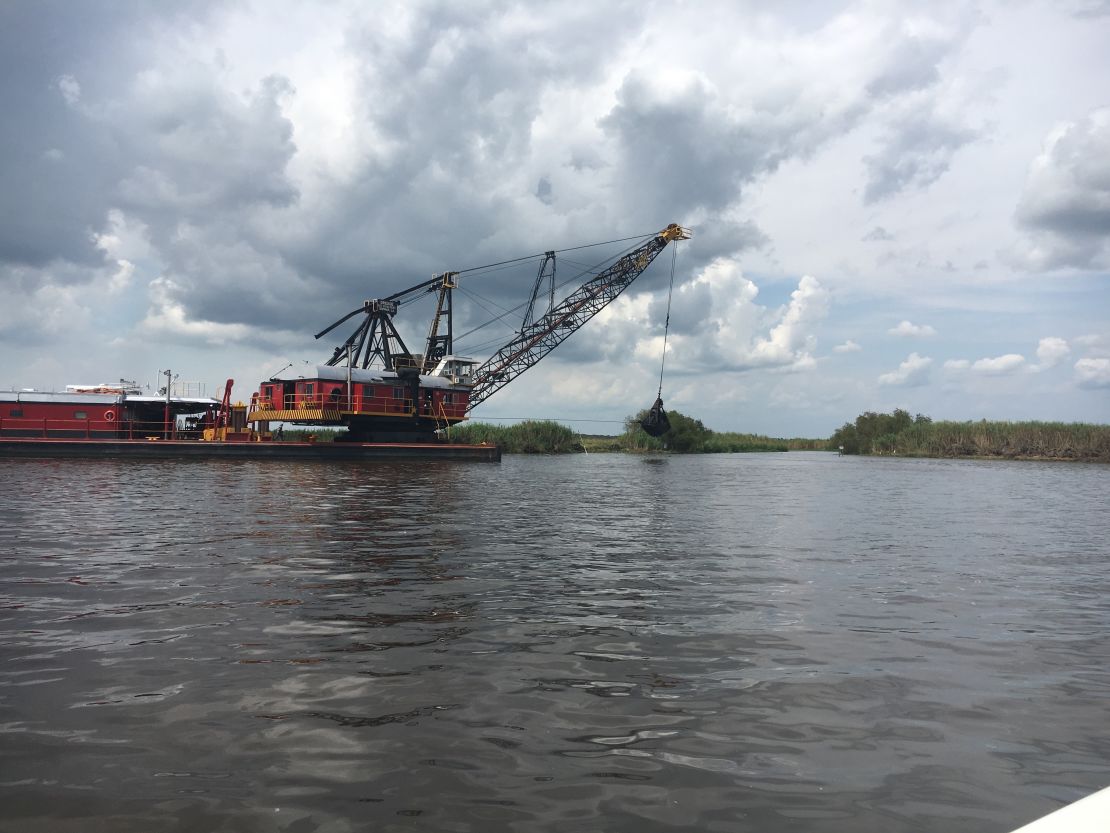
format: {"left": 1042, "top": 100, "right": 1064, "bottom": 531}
{"left": 444, "top": 420, "right": 581, "bottom": 453}
{"left": 830, "top": 411, "right": 1109, "bottom": 461}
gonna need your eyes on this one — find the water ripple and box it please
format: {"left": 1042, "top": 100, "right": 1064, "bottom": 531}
{"left": 0, "top": 454, "right": 1107, "bottom": 831}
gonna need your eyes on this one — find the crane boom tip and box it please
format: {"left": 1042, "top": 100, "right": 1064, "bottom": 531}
{"left": 659, "top": 224, "right": 692, "bottom": 241}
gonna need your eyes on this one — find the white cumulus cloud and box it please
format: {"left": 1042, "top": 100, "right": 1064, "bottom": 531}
{"left": 889, "top": 320, "right": 937, "bottom": 337}
{"left": 1074, "top": 357, "right": 1110, "bottom": 388}
{"left": 660, "top": 260, "right": 830, "bottom": 373}
{"left": 55, "top": 74, "right": 81, "bottom": 106}
{"left": 834, "top": 339, "right": 862, "bottom": 353}
{"left": 971, "top": 353, "right": 1026, "bottom": 375}
{"left": 745, "top": 275, "right": 830, "bottom": 369}
{"left": 1073, "top": 333, "right": 1109, "bottom": 357}
{"left": 1034, "top": 336, "right": 1070, "bottom": 369}
{"left": 136, "top": 277, "right": 252, "bottom": 346}
{"left": 879, "top": 352, "right": 932, "bottom": 386}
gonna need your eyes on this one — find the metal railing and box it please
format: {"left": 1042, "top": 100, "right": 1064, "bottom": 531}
{"left": 255, "top": 392, "right": 416, "bottom": 415}
{"left": 0, "top": 417, "right": 208, "bottom": 440}
{"left": 251, "top": 391, "right": 470, "bottom": 420}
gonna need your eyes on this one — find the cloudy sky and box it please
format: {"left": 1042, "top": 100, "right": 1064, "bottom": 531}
{"left": 2, "top": 0, "right": 1107, "bottom": 436}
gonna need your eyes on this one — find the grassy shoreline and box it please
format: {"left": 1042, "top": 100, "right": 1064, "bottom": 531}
{"left": 447, "top": 416, "right": 819, "bottom": 454}
{"left": 830, "top": 412, "right": 1109, "bottom": 463}
{"left": 285, "top": 413, "right": 1109, "bottom": 462}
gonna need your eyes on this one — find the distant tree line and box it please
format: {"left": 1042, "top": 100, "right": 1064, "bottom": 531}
{"left": 622, "top": 408, "right": 791, "bottom": 453}
{"left": 829, "top": 409, "right": 929, "bottom": 454}
{"left": 446, "top": 410, "right": 808, "bottom": 454}
{"left": 830, "top": 410, "right": 1110, "bottom": 461}
{"left": 284, "top": 410, "right": 1109, "bottom": 461}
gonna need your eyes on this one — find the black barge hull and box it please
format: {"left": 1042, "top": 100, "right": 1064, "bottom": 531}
{"left": 0, "top": 438, "right": 500, "bottom": 462}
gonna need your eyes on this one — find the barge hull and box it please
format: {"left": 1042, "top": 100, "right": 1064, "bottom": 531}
{"left": 0, "top": 438, "right": 500, "bottom": 462}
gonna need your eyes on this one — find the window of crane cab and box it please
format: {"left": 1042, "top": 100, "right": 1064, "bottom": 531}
{"left": 362, "top": 384, "right": 374, "bottom": 398}
{"left": 9, "top": 408, "right": 22, "bottom": 417}
{"left": 304, "top": 383, "right": 314, "bottom": 396}
{"left": 74, "top": 411, "right": 88, "bottom": 419}
{"left": 444, "top": 393, "right": 453, "bottom": 405}
{"left": 436, "top": 358, "right": 474, "bottom": 377}
{"left": 392, "top": 387, "right": 404, "bottom": 399}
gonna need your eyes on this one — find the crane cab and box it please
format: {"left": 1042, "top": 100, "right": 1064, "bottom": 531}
{"left": 430, "top": 356, "right": 478, "bottom": 386}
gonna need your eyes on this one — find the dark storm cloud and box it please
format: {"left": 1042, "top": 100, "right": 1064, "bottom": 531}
{"left": 600, "top": 73, "right": 793, "bottom": 219}
{"left": 0, "top": 3, "right": 127, "bottom": 269}
{"left": 0, "top": 1, "right": 978, "bottom": 362}
{"left": 654, "top": 219, "right": 767, "bottom": 290}
{"left": 863, "top": 111, "right": 977, "bottom": 203}
{"left": 1015, "top": 109, "right": 1110, "bottom": 269}
{"left": 0, "top": 1, "right": 306, "bottom": 348}
{"left": 272, "top": 2, "right": 789, "bottom": 347}
{"left": 858, "top": 14, "right": 977, "bottom": 205}
{"left": 535, "top": 177, "right": 553, "bottom": 205}
{"left": 112, "top": 74, "right": 298, "bottom": 220}
{"left": 648, "top": 272, "right": 715, "bottom": 338}
{"left": 253, "top": 2, "right": 648, "bottom": 330}
{"left": 0, "top": 1, "right": 224, "bottom": 273}
{"left": 111, "top": 68, "right": 301, "bottom": 320}
{"left": 82, "top": 68, "right": 303, "bottom": 335}
{"left": 1016, "top": 112, "right": 1110, "bottom": 226}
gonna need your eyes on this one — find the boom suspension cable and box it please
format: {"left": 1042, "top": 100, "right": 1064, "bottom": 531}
{"left": 454, "top": 237, "right": 654, "bottom": 346}
{"left": 657, "top": 242, "right": 679, "bottom": 400}
{"left": 456, "top": 232, "right": 656, "bottom": 275}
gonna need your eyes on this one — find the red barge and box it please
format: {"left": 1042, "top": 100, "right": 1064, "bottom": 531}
{"left": 0, "top": 372, "right": 498, "bottom": 461}
{"left": 0, "top": 224, "right": 689, "bottom": 462}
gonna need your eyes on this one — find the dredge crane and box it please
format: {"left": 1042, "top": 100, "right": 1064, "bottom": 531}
{"left": 247, "top": 223, "right": 690, "bottom": 442}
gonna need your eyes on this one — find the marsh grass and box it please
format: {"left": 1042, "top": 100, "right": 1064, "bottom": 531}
{"left": 444, "top": 420, "right": 581, "bottom": 453}
{"left": 280, "top": 428, "right": 340, "bottom": 443}
{"left": 830, "top": 411, "right": 1110, "bottom": 461}
{"left": 892, "top": 420, "right": 1110, "bottom": 461}
{"left": 445, "top": 413, "right": 815, "bottom": 454}
{"left": 281, "top": 413, "right": 1107, "bottom": 461}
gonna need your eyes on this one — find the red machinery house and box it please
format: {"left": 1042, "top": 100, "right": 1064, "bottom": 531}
{"left": 1, "top": 391, "right": 126, "bottom": 439}
{"left": 250, "top": 361, "right": 474, "bottom": 442}
{"left": 254, "top": 369, "right": 471, "bottom": 419}
{"left": 0, "top": 389, "right": 220, "bottom": 440}
{"left": 257, "top": 379, "right": 418, "bottom": 414}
